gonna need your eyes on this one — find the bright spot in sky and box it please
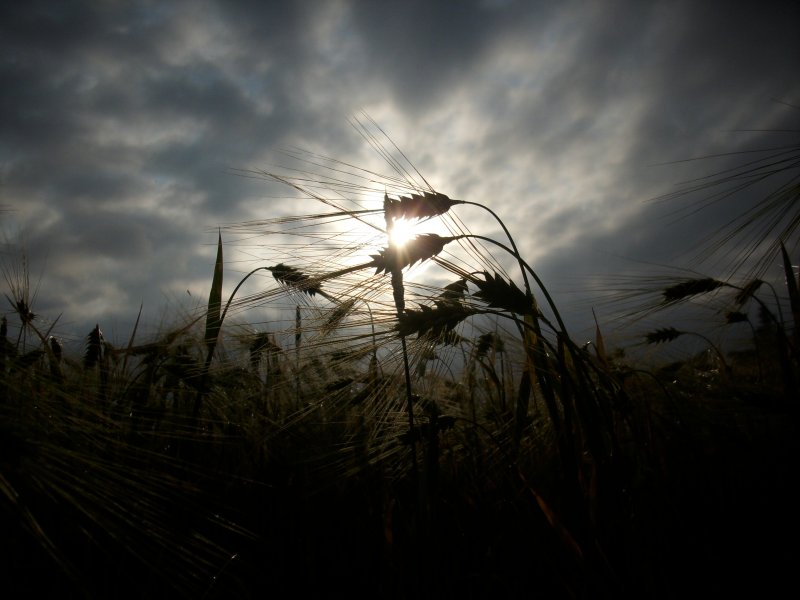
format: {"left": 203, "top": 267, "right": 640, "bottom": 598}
{"left": 389, "top": 218, "right": 417, "bottom": 248}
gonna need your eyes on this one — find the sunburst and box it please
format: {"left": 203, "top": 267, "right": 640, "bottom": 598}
{"left": 388, "top": 217, "right": 417, "bottom": 248}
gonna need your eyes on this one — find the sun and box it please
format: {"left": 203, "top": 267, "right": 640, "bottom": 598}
{"left": 389, "top": 217, "right": 416, "bottom": 248}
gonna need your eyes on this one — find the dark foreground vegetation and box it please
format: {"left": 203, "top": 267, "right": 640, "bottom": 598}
{"left": 2, "top": 122, "right": 798, "bottom": 598}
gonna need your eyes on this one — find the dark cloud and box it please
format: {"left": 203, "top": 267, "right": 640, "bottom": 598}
{"left": 348, "top": 0, "right": 527, "bottom": 110}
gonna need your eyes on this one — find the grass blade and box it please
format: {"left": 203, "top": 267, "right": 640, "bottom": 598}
{"left": 780, "top": 241, "right": 800, "bottom": 340}
{"left": 592, "top": 308, "right": 608, "bottom": 368}
{"left": 204, "top": 229, "right": 224, "bottom": 355}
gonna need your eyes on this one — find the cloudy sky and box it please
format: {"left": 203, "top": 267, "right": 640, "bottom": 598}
{"left": 2, "top": 0, "right": 798, "bottom": 354}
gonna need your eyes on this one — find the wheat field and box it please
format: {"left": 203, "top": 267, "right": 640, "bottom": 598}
{"left": 2, "top": 118, "right": 798, "bottom": 598}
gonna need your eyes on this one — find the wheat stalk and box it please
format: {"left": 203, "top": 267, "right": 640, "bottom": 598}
{"left": 661, "top": 278, "right": 725, "bottom": 302}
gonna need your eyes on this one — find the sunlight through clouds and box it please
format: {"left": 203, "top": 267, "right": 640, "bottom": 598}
{"left": 1, "top": 0, "right": 797, "bottom": 342}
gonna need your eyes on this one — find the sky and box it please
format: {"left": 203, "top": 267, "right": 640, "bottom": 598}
{"left": 1, "top": 0, "right": 798, "bottom": 357}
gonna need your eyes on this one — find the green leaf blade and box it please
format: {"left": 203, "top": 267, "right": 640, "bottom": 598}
{"left": 204, "top": 230, "right": 224, "bottom": 352}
